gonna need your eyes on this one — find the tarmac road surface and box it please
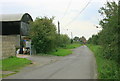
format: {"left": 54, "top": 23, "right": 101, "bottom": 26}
{"left": 5, "top": 45, "right": 97, "bottom": 79}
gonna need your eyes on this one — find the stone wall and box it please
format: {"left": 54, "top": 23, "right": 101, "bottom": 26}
{"left": 2, "top": 35, "right": 20, "bottom": 59}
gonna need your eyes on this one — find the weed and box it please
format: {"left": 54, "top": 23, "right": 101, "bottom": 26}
{"left": 87, "top": 44, "right": 120, "bottom": 79}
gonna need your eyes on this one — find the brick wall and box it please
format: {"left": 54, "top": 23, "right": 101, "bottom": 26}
{"left": 2, "top": 35, "right": 20, "bottom": 59}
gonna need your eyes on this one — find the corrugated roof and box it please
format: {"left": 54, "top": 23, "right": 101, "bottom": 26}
{"left": 0, "top": 13, "right": 26, "bottom": 21}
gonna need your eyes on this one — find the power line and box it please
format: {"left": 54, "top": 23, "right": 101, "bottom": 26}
{"left": 60, "top": 0, "right": 72, "bottom": 21}
{"left": 65, "top": 0, "right": 92, "bottom": 27}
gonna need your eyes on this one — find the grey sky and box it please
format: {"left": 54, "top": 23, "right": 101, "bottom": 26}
{"left": 0, "top": 0, "right": 118, "bottom": 39}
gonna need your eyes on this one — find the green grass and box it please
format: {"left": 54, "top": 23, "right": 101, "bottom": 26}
{"left": 49, "top": 43, "right": 82, "bottom": 56}
{"left": 0, "top": 59, "right": 1, "bottom": 69}
{"left": 65, "top": 43, "right": 82, "bottom": 49}
{"left": 50, "top": 48, "right": 72, "bottom": 56}
{"left": 87, "top": 44, "right": 120, "bottom": 79}
{"left": 1, "top": 56, "right": 32, "bottom": 71}
{"left": 2, "top": 72, "right": 17, "bottom": 78}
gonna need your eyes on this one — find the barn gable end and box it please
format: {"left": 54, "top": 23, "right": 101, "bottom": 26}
{"left": 0, "top": 13, "right": 33, "bottom": 59}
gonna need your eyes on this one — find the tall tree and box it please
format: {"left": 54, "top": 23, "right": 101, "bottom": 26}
{"left": 73, "top": 36, "right": 79, "bottom": 41}
{"left": 98, "top": 1, "right": 118, "bottom": 60}
{"left": 30, "top": 17, "right": 57, "bottom": 53}
{"left": 87, "top": 1, "right": 120, "bottom": 79}
{"left": 79, "top": 36, "right": 87, "bottom": 44}
{"left": 88, "top": 1, "right": 119, "bottom": 61}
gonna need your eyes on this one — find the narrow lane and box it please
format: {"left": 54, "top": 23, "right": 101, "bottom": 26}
{"left": 5, "top": 45, "right": 97, "bottom": 79}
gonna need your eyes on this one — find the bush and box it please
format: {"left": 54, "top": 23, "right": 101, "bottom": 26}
{"left": 30, "top": 17, "right": 70, "bottom": 54}
{"left": 58, "top": 34, "right": 70, "bottom": 47}
{"left": 30, "top": 17, "right": 58, "bottom": 53}
{"left": 87, "top": 1, "right": 119, "bottom": 63}
{"left": 87, "top": 44, "right": 120, "bottom": 79}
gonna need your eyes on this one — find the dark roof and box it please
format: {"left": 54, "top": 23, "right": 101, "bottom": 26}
{"left": 0, "top": 13, "right": 33, "bottom": 22}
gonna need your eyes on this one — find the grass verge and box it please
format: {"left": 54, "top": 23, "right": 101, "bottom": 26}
{"left": 2, "top": 72, "right": 17, "bottom": 78}
{"left": 65, "top": 43, "right": 82, "bottom": 49}
{"left": 50, "top": 48, "right": 72, "bottom": 56}
{"left": 1, "top": 56, "right": 32, "bottom": 71}
{"left": 49, "top": 43, "right": 82, "bottom": 56}
{"left": 87, "top": 44, "right": 120, "bottom": 79}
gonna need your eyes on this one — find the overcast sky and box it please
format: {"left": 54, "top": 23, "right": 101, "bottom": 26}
{"left": 0, "top": 0, "right": 118, "bottom": 39}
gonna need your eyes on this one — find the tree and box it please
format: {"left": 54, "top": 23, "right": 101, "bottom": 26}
{"left": 88, "top": 1, "right": 119, "bottom": 61}
{"left": 73, "top": 36, "right": 79, "bottom": 41}
{"left": 59, "top": 34, "right": 70, "bottom": 47}
{"left": 79, "top": 36, "right": 87, "bottom": 44}
{"left": 29, "top": 16, "right": 71, "bottom": 53}
{"left": 98, "top": 1, "right": 118, "bottom": 61}
{"left": 88, "top": 1, "right": 119, "bottom": 62}
{"left": 88, "top": 1, "right": 120, "bottom": 79}
{"left": 30, "top": 17, "right": 58, "bottom": 53}
{"left": 87, "top": 34, "right": 99, "bottom": 45}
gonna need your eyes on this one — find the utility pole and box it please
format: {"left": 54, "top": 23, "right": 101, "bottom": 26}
{"left": 71, "top": 32, "right": 73, "bottom": 44}
{"left": 71, "top": 32, "right": 73, "bottom": 39}
{"left": 58, "top": 21, "right": 61, "bottom": 46}
{"left": 58, "top": 21, "right": 60, "bottom": 35}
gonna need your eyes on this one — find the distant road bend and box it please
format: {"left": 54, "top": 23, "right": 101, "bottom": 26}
{"left": 5, "top": 45, "right": 97, "bottom": 79}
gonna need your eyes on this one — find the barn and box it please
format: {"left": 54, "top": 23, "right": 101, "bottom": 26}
{"left": 0, "top": 13, "right": 33, "bottom": 58}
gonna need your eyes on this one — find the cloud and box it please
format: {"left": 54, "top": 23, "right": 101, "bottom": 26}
{"left": 0, "top": 0, "right": 117, "bottom": 39}
{"left": 60, "top": 20, "right": 99, "bottom": 40}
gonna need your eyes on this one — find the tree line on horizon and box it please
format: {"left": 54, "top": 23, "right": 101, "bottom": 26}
{"left": 73, "top": 36, "right": 87, "bottom": 44}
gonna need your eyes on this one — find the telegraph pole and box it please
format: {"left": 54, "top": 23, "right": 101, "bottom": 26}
{"left": 71, "top": 32, "right": 73, "bottom": 44}
{"left": 58, "top": 21, "right": 60, "bottom": 35}
{"left": 58, "top": 21, "right": 61, "bottom": 46}
{"left": 71, "top": 32, "right": 73, "bottom": 39}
